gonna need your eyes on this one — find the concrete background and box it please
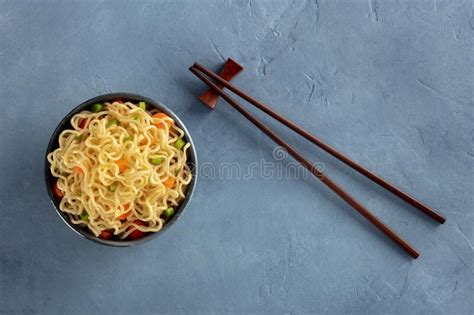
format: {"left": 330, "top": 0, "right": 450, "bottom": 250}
{"left": 1, "top": 0, "right": 473, "bottom": 314}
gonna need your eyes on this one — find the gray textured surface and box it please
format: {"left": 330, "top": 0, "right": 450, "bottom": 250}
{"left": 1, "top": 0, "right": 473, "bottom": 314}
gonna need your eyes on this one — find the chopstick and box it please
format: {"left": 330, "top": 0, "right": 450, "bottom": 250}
{"left": 189, "top": 65, "right": 420, "bottom": 258}
{"left": 192, "top": 62, "right": 446, "bottom": 225}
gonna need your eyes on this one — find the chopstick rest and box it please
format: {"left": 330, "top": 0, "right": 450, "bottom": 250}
{"left": 198, "top": 58, "right": 243, "bottom": 109}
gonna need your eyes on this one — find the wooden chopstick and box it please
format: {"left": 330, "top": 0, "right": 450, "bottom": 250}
{"left": 190, "top": 65, "right": 420, "bottom": 258}
{"left": 192, "top": 62, "right": 446, "bottom": 225}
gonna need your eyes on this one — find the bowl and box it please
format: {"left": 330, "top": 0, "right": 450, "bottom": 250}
{"left": 44, "top": 93, "right": 198, "bottom": 246}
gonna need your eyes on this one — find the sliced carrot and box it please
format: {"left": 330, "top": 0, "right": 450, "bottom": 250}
{"left": 152, "top": 112, "right": 174, "bottom": 130}
{"left": 116, "top": 211, "right": 130, "bottom": 221}
{"left": 116, "top": 158, "right": 127, "bottom": 172}
{"left": 129, "top": 220, "right": 146, "bottom": 239}
{"left": 153, "top": 112, "right": 171, "bottom": 120}
{"left": 117, "top": 204, "right": 130, "bottom": 220}
{"left": 79, "top": 118, "right": 88, "bottom": 129}
{"left": 99, "top": 230, "right": 113, "bottom": 239}
{"left": 52, "top": 181, "right": 64, "bottom": 199}
{"left": 163, "top": 177, "right": 175, "bottom": 188}
{"left": 74, "top": 166, "right": 83, "bottom": 174}
{"left": 139, "top": 137, "right": 150, "bottom": 146}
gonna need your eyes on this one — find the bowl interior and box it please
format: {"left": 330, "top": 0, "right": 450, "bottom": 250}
{"left": 44, "top": 93, "right": 197, "bottom": 246}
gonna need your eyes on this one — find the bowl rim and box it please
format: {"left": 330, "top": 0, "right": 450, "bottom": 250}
{"left": 44, "top": 92, "right": 198, "bottom": 247}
